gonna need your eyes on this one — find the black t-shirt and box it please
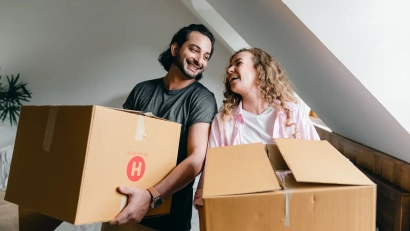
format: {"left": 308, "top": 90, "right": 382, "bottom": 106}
{"left": 123, "top": 77, "right": 218, "bottom": 231}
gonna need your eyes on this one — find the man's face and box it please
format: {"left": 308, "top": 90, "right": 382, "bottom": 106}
{"left": 173, "top": 31, "right": 212, "bottom": 80}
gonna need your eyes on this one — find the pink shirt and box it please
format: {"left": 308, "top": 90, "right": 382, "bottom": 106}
{"left": 208, "top": 102, "right": 320, "bottom": 147}
{"left": 194, "top": 102, "right": 320, "bottom": 207}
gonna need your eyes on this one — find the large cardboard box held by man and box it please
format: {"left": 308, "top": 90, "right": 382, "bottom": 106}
{"left": 5, "top": 105, "right": 181, "bottom": 225}
{"left": 203, "top": 139, "right": 376, "bottom": 231}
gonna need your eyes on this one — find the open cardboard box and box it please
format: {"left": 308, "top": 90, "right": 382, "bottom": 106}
{"left": 5, "top": 105, "right": 181, "bottom": 225}
{"left": 203, "top": 138, "right": 376, "bottom": 231}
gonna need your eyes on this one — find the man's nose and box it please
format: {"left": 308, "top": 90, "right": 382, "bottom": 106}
{"left": 194, "top": 55, "right": 204, "bottom": 68}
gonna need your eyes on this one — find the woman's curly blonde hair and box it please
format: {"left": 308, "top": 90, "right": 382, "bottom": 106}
{"left": 222, "top": 47, "right": 300, "bottom": 138}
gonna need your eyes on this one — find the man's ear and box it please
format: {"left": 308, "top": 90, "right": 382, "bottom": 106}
{"left": 171, "top": 42, "right": 179, "bottom": 57}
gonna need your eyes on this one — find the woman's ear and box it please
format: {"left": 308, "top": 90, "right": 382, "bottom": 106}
{"left": 171, "top": 42, "right": 179, "bottom": 57}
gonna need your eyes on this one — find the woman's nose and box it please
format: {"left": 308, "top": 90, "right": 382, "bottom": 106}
{"left": 227, "top": 66, "right": 234, "bottom": 74}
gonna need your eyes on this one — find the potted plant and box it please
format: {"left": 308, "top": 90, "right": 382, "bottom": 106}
{"left": 0, "top": 74, "right": 32, "bottom": 126}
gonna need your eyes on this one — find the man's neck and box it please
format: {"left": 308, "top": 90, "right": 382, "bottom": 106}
{"left": 163, "top": 66, "right": 196, "bottom": 90}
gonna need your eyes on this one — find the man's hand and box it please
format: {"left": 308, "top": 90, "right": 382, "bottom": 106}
{"left": 109, "top": 186, "right": 151, "bottom": 226}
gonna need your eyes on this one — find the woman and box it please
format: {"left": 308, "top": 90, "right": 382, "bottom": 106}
{"left": 194, "top": 47, "right": 320, "bottom": 230}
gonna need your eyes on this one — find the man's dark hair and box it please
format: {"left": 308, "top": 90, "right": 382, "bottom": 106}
{"left": 158, "top": 24, "right": 215, "bottom": 79}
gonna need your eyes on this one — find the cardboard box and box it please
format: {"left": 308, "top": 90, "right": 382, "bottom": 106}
{"left": 203, "top": 139, "right": 376, "bottom": 231}
{"left": 5, "top": 105, "right": 181, "bottom": 225}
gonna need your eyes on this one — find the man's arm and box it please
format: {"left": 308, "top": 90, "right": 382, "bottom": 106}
{"left": 156, "top": 122, "right": 210, "bottom": 197}
{"left": 110, "top": 122, "right": 210, "bottom": 225}
{"left": 194, "top": 113, "right": 222, "bottom": 208}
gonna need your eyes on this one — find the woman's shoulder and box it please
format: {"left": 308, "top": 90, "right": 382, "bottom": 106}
{"left": 282, "top": 102, "right": 310, "bottom": 118}
{"left": 284, "top": 101, "right": 302, "bottom": 112}
{"left": 214, "top": 110, "right": 224, "bottom": 120}
{"left": 213, "top": 105, "right": 240, "bottom": 122}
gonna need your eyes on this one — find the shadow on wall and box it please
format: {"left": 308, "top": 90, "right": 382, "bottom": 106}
{"left": 104, "top": 95, "right": 128, "bottom": 109}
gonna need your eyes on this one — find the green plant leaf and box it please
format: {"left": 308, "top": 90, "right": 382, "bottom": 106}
{"left": 0, "top": 73, "right": 32, "bottom": 126}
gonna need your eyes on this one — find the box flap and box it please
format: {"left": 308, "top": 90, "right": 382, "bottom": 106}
{"left": 203, "top": 143, "right": 281, "bottom": 198}
{"left": 275, "top": 139, "right": 374, "bottom": 186}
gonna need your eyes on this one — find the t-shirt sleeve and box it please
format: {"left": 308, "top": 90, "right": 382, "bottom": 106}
{"left": 123, "top": 85, "right": 138, "bottom": 110}
{"left": 187, "top": 92, "right": 218, "bottom": 127}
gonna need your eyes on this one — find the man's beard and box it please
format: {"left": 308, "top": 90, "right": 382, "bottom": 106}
{"left": 174, "top": 52, "right": 204, "bottom": 80}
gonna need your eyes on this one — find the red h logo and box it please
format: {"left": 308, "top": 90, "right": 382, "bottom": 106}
{"left": 127, "top": 156, "right": 146, "bottom": 182}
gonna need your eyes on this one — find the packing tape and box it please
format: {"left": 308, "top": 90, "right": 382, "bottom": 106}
{"left": 135, "top": 115, "right": 145, "bottom": 141}
{"left": 275, "top": 170, "right": 293, "bottom": 227}
{"left": 284, "top": 189, "right": 293, "bottom": 226}
{"left": 43, "top": 106, "right": 58, "bottom": 152}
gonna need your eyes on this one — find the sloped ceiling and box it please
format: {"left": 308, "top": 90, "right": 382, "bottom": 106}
{"left": 185, "top": 0, "right": 410, "bottom": 163}
{"left": 282, "top": 0, "right": 410, "bottom": 134}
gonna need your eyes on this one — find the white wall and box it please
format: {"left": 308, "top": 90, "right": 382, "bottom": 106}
{"left": 282, "top": 0, "right": 410, "bottom": 134}
{"left": 0, "top": 0, "right": 231, "bottom": 148}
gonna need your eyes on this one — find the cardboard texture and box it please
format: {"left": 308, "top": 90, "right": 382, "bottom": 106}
{"left": 5, "top": 105, "right": 181, "bottom": 225}
{"left": 203, "top": 139, "right": 376, "bottom": 231}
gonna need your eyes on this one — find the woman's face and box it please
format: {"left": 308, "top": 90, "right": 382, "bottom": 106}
{"left": 226, "top": 51, "right": 259, "bottom": 96}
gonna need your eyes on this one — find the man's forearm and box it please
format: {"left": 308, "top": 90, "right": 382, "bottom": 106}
{"left": 155, "top": 155, "right": 203, "bottom": 198}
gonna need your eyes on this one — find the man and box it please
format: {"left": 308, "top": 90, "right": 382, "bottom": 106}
{"left": 109, "top": 24, "right": 218, "bottom": 231}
